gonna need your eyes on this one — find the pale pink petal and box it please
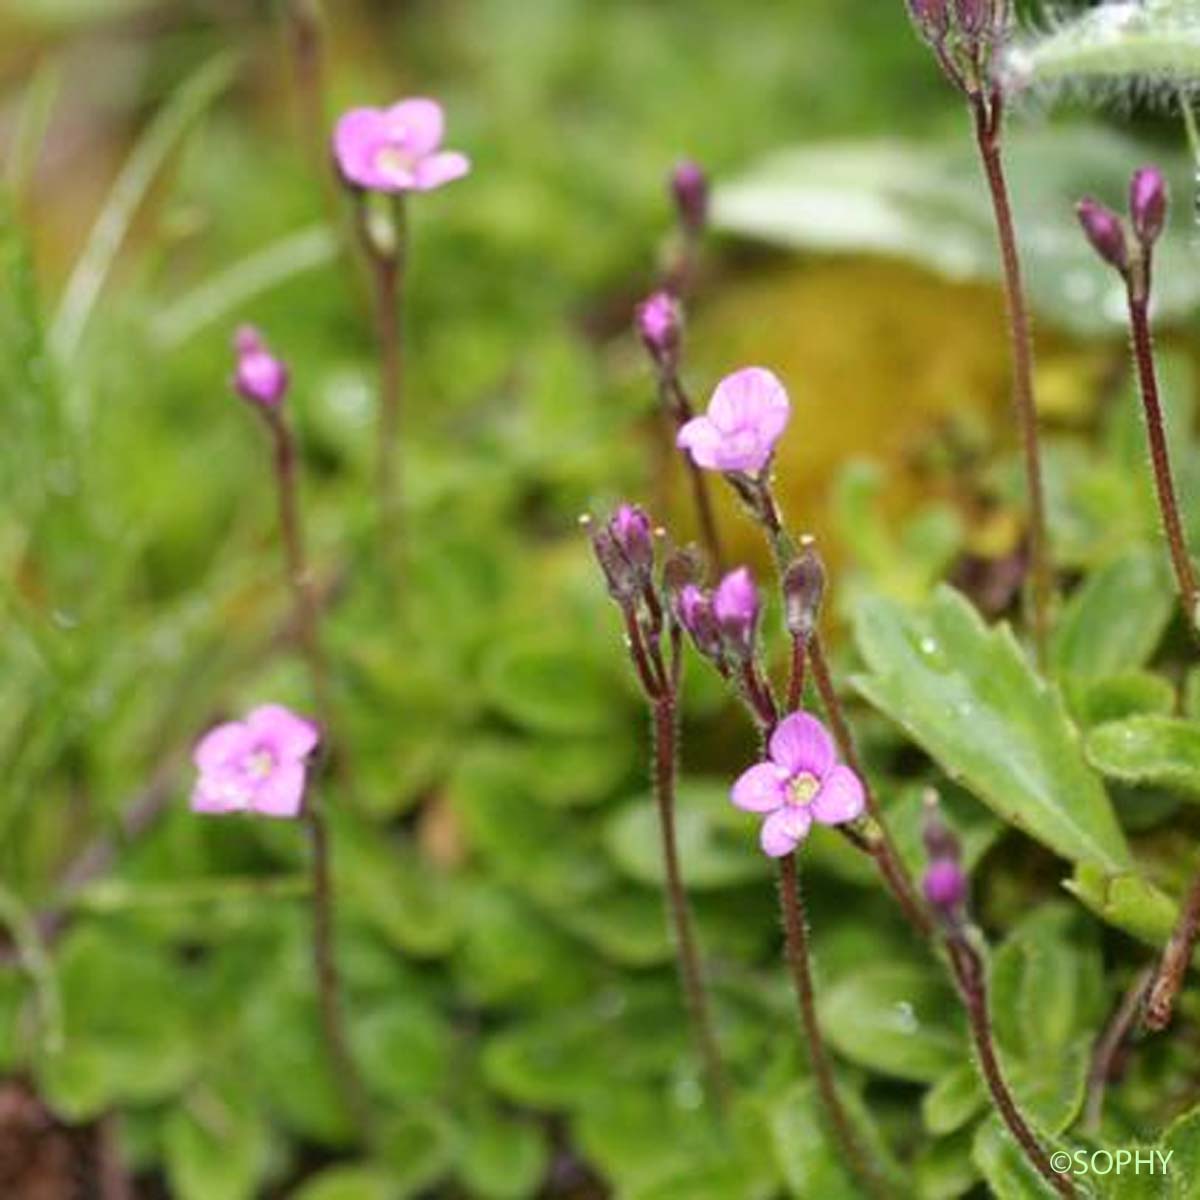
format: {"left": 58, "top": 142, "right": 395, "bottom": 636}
{"left": 333, "top": 107, "right": 389, "bottom": 188}
{"left": 246, "top": 705, "right": 319, "bottom": 761}
{"left": 193, "top": 721, "right": 252, "bottom": 772}
{"left": 707, "top": 367, "right": 789, "bottom": 440}
{"left": 760, "top": 806, "right": 811, "bottom": 857}
{"left": 190, "top": 777, "right": 248, "bottom": 816}
{"left": 768, "top": 713, "right": 835, "bottom": 778}
{"left": 731, "top": 762, "right": 789, "bottom": 813}
{"left": 810, "top": 765, "right": 866, "bottom": 826}
{"left": 676, "top": 416, "right": 724, "bottom": 470}
{"left": 385, "top": 98, "right": 445, "bottom": 156}
{"left": 412, "top": 150, "right": 471, "bottom": 191}
{"left": 711, "top": 429, "right": 770, "bottom": 473}
{"left": 250, "top": 762, "right": 308, "bottom": 819}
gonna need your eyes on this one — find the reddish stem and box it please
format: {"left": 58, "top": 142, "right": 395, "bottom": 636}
{"left": 970, "top": 92, "right": 1053, "bottom": 669}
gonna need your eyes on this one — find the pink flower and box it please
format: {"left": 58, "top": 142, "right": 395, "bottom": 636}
{"left": 677, "top": 367, "right": 790, "bottom": 473}
{"left": 232, "top": 326, "right": 289, "bottom": 407}
{"left": 731, "top": 712, "right": 865, "bottom": 857}
{"left": 191, "top": 704, "right": 319, "bottom": 819}
{"left": 333, "top": 98, "right": 470, "bottom": 194}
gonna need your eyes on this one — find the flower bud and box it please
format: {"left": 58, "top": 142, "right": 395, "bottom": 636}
{"left": 671, "top": 159, "right": 709, "bottom": 236}
{"left": 1076, "top": 198, "right": 1129, "bottom": 274}
{"left": 635, "top": 291, "right": 682, "bottom": 368}
{"left": 906, "top": 0, "right": 950, "bottom": 41}
{"left": 954, "top": 0, "right": 991, "bottom": 36}
{"left": 676, "top": 583, "right": 723, "bottom": 660}
{"left": 921, "top": 791, "right": 962, "bottom": 861}
{"left": 232, "top": 325, "right": 290, "bottom": 407}
{"left": 610, "top": 504, "right": 655, "bottom": 579}
{"left": 783, "top": 540, "right": 825, "bottom": 638}
{"left": 713, "top": 567, "right": 759, "bottom": 655}
{"left": 585, "top": 515, "right": 636, "bottom": 603}
{"left": 1130, "top": 166, "right": 1168, "bottom": 249}
{"left": 923, "top": 858, "right": 968, "bottom": 913}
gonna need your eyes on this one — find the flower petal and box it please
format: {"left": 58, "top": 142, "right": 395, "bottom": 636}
{"left": 760, "top": 806, "right": 811, "bottom": 857}
{"left": 332, "top": 107, "right": 389, "bottom": 187}
{"left": 707, "top": 367, "right": 789, "bottom": 441}
{"left": 190, "top": 777, "right": 247, "bottom": 816}
{"left": 768, "top": 713, "right": 835, "bottom": 778}
{"left": 676, "top": 416, "right": 723, "bottom": 470}
{"left": 385, "top": 98, "right": 445, "bottom": 155}
{"left": 250, "top": 762, "right": 308, "bottom": 819}
{"left": 412, "top": 150, "right": 471, "bottom": 191}
{"left": 731, "top": 762, "right": 788, "bottom": 813}
{"left": 811, "top": 765, "right": 866, "bottom": 826}
{"left": 246, "top": 705, "right": 319, "bottom": 761}
{"left": 193, "top": 721, "right": 252, "bottom": 772}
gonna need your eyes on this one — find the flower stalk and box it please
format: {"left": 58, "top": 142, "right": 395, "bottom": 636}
{"left": 587, "top": 508, "right": 729, "bottom": 1114}
{"left": 778, "top": 853, "right": 890, "bottom": 1200}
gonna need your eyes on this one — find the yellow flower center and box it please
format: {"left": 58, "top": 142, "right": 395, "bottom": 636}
{"left": 247, "top": 748, "right": 276, "bottom": 780}
{"left": 787, "top": 772, "right": 820, "bottom": 806}
{"left": 374, "top": 145, "right": 417, "bottom": 182}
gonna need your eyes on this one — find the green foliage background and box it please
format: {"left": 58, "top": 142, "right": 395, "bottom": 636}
{"left": 3, "top": 0, "right": 1200, "bottom": 1196}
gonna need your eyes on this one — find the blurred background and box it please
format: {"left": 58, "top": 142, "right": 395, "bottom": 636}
{"left": 1, "top": 1, "right": 1196, "bottom": 1197}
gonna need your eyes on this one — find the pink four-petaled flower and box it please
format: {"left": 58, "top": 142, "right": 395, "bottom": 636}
{"left": 731, "top": 712, "right": 865, "bottom": 857}
{"left": 333, "top": 98, "right": 470, "bottom": 194}
{"left": 191, "top": 704, "right": 320, "bottom": 819}
{"left": 677, "top": 366, "right": 790, "bottom": 473}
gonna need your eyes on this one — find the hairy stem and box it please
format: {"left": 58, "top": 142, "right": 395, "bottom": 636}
{"left": 284, "top": 0, "right": 333, "bottom": 213}
{"left": 307, "top": 804, "right": 372, "bottom": 1138}
{"left": 778, "top": 855, "right": 889, "bottom": 1200}
{"left": 947, "top": 936, "right": 1072, "bottom": 1196}
{"left": 372, "top": 243, "right": 406, "bottom": 561}
{"left": 971, "top": 93, "right": 1052, "bottom": 668}
{"left": 1126, "top": 288, "right": 1200, "bottom": 629}
{"left": 652, "top": 691, "right": 730, "bottom": 1115}
{"left": 787, "top": 632, "right": 806, "bottom": 713}
{"left": 1084, "top": 966, "right": 1152, "bottom": 1132}
{"left": 1144, "top": 866, "right": 1200, "bottom": 1032}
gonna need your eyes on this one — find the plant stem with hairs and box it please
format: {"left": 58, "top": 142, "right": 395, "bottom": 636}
{"left": 261, "top": 408, "right": 371, "bottom": 1139}
{"left": 970, "top": 91, "right": 1053, "bottom": 668}
{"left": 1125, "top": 285, "right": 1200, "bottom": 628}
{"left": 653, "top": 685, "right": 730, "bottom": 1114}
{"left": 778, "top": 854, "right": 889, "bottom": 1200}
{"left": 945, "top": 933, "right": 1073, "bottom": 1196}
{"left": 354, "top": 195, "right": 408, "bottom": 565}
{"left": 1144, "top": 869, "right": 1200, "bottom": 1032}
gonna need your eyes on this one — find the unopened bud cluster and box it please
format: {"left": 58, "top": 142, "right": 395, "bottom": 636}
{"left": 1076, "top": 166, "right": 1169, "bottom": 301}
{"left": 905, "top": 0, "right": 1010, "bottom": 97}
{"left": 673, "top": 566, "right": 762, "bottom": 673}
{"left": 922, "top": 794, "right": 968, "bottom": 921}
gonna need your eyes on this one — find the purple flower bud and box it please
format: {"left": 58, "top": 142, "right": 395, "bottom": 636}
{"left": 232, "top": 325, "right": 289, "bottom": 407}
{"left": 671, "top": 159, "right": 709, "bottom": 236}
{"left": 906, "top": 0, "right": 950, "bottom": 40}
{"left": 954, "top": 0, "right": 990, "bottom": 35}
{"left": 635, "top": 291, "right": 682, "bottom": 367}
{"left": 713, "top": 567, "right": 760, "bottom": 653}
{"left": 677, "top": 583, "right": 723, "bottom": 660}
{"left": 1130, "top": 166, "right": 1168, "bottom": 249}
{"left": 923, "top": 858, "right": 968, "bottom": 912}
{"left": 610, "top": 504, "right": 655, "bottom": 577}
{"left": 1076, "top": 198, "right": 1129, "bottom": 274}
{"left": 783, "top": 541, "right": 825, "bottom": 638}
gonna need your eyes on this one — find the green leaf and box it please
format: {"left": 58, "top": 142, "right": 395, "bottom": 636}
{"left": 1052, "top": 550, "right": 1173, "bottom": 680}
{"left": 1065, "top": 673, "right": 1177, "bottom": 730}
{"left": 351, "top": 1000, "right": 451, "bottom": 1104}
{"left": 971, "top": 1119, "right": 1071, "bottom": 1200}
{"left": 853, "top": 586, "right": 1132, "bottom": 872}
{"left": 714, "top": 128, "right": 1198, "bottom": 335}
{"left": 481, "top": 634, "right": 627, "bottom": 736}
{"left": 290, "top": 1165, "right": 400, "bottom": 1200}
{"left": 36, "top": 927, "right": 197, "bottom": 1120}
{"left": 454, "top": 1107, "right": 549, "bottom": 1200}
{"left": 1007, "top": 0, "right": 1200, "bottom": 90}
{"left": 770, "top": 1079, "right": 909, "bottom": 1198}
{"left": 914, "top": 1127, "right": 980, "bottom": 1200}
{"left": 163, "top": 1082, "right": 272, "bottom": 1200}
{"left": 375, "top": 1109, "right": 454, "bottom": 1197}
{"left": 1066, "top": 863, "right": 1178, "bottom": 946}
{"left": 819, "top": 962, "right": 965, "bottom": 1083}
{"left": 1087, "top": 717, "right": 1200, "bottom": 800}
{"left": 922, "top": 1063, "right": 985, "bottom": 1136}
{"left": 605, "top": 779, "right": 768, "bottom": 890}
